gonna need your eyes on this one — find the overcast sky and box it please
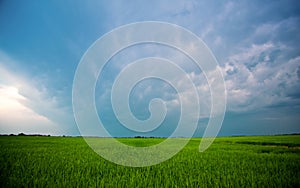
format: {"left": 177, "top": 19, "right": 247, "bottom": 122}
{"left": 0, "top": 0, "right": 299, "bottom": 136}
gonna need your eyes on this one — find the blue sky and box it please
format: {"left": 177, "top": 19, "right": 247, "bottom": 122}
{"left": 0, "top": 0, "right": 299, "bottom": 136}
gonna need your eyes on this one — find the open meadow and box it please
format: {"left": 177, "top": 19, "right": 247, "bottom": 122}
{"left": 0, "top": 135, "right": 299, "bottom": 187}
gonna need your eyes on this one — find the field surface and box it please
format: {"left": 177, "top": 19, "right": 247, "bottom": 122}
{"left": 0, "top": 135, "right": 299, "bottom": 187}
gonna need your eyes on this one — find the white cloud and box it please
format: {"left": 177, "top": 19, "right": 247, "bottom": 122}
{"left": 0, "top": 52, "right": 73, "bottom": 135}
{"left": 253, "top": 17, "right": 300, "bottom": 39}
{"left": 228, "top": 42, "right": 275, "bottom": 65}
{"left": 222, "top": 43, "right": 300, "bottom": 112}
{"left": 0, "top": 85, "right": 60, "bottom": 134}
{"left": 163, "top": 67, "right": 226, "bottom": 120}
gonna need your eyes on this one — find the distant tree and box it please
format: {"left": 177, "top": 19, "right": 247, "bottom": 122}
{"left": 134, "top": 136, "right": 146, "bottom": 138}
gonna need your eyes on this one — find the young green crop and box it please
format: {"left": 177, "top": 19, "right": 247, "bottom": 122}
{"left": 0, "top": 135, "right": 299, "bottom": 187}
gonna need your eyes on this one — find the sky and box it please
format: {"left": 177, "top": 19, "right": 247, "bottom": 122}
{"left": 0, "top": 0, "right": 299, "bottom": 136}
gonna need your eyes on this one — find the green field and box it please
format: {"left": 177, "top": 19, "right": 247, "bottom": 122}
{"left": 0, "top": 135, "right": 299, "bottom": 187}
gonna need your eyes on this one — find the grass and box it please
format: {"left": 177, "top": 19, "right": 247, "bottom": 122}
{"left": 0, "top": 135, "right": 299, "bottom": 187}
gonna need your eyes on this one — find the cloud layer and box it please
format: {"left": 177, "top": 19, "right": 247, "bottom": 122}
{"left": 0, "top": 52, "right": 75, "bottom": 135}
{"left": 0, "top": 0, "right": 299, "bottom": 136}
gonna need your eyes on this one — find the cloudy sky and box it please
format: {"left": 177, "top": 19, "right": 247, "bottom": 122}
{"left": 0, "top": 0, "right": 299, "bottom": 136}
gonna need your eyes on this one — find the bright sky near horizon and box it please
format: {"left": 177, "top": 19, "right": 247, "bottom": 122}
{"left": 0, "top": 0, "right": 299, "bottom": 136}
